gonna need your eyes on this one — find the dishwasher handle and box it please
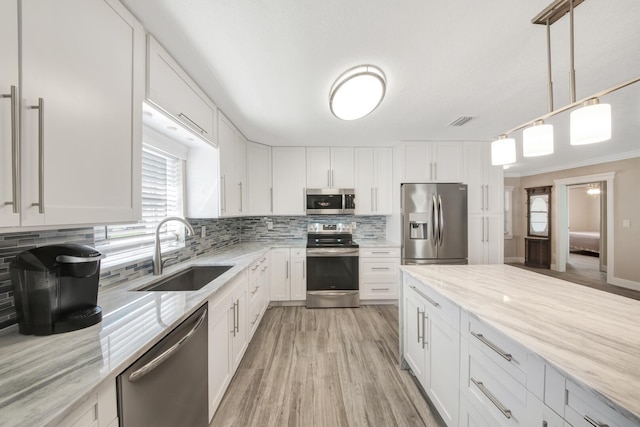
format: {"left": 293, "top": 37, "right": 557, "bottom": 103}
{"left": 128, "top": 308, "right": 207, "bottom": 382}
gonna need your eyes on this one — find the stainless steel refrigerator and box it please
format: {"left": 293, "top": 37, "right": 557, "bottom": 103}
{"left": 401, "top": 183, "right": 468, "bottom": 264}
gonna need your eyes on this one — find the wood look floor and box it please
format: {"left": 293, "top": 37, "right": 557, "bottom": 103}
{"left": 510, "top": 253, "right": 640, "bottom": 301}
{"left": 210, "top": 305, "right": 443, "bottom": 427}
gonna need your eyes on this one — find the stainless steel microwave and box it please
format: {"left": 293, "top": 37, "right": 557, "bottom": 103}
{"left": 306, "top": 189, "right": 356, "bottom": 215}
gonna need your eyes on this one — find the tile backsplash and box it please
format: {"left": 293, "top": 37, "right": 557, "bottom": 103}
{"left": 0, "top": 215, "right": 386, "bottom": 330}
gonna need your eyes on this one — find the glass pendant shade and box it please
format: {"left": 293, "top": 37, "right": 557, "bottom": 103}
{"left": 570, "top": 99, "right": 611, "bottom": 145}
{"left": 523, "top": 121, "right": 554, "bottom": 157}
{"left": 491, "top": 136, "right": 516, "bottom": 165}
{"left": 330, "top": 65, "right": 386, "bottom": 120}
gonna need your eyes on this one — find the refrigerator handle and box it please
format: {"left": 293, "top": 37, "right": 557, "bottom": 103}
{"left": 431, "top": 194, "right": 438, "bottom": 245}
{"left": 438, "top": 194, "right": 444, "bottom": 246}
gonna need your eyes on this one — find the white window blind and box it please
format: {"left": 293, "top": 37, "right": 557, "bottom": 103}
{"left": 95, "top": 144, "right": 186, "bottom": 265}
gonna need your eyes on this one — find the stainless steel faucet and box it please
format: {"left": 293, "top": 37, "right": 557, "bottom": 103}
{"left": 152, "top": 216, "right": 196, "bottom": 275}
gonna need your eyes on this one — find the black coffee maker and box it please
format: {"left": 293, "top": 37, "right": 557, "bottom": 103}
{"left": 10, "top": 244, "right": 105, "bottom": 335}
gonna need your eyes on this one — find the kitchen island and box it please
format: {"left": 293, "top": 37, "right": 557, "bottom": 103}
{"left": 400, "top": 264, "right": 640, "bottom": 426}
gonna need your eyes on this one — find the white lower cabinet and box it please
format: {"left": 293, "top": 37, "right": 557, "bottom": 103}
{"left": 57, "top": 380, "right": 118, "bottom": 427}
{"left": 270, "top": 248, "right": 306, "bottom": 302}
{"left": 248, "top": 254, "right": 270, "bottom": 338}
{"left": 359, "top": 247, "right": 400, "bottom": 300}
{"left": 208, "top": 270, "right": 248, "bottom": 421}
{"left": 403, "top": 275, "right": 460, "bottom": 427}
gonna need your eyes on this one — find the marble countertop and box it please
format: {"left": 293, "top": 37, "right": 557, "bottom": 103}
{"left": 400, "top": 264, "right": 640, "bottom": 423}
{"left": 0, "top": 242, "right": 271, "bottom": 427}
{"left": 356, "top": 239, "right": 400, "bottom": 248}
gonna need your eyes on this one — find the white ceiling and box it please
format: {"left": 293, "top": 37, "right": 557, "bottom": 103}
{"left": 120, "top": 0, "right": 640, "bottom": 176}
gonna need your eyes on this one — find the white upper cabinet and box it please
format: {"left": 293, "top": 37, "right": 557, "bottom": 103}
{"left": 0, "top": 1, "right": 19, "bottom": 227}
{"left": 403, "top": 142, "right": 464, "bottom": 183}
{"left": 15, "top": 0, "right": 144, "bottom": 227}
{"left": 218, "top": 113, "right": 246, "bottom": 217}
{"left": 355, "top": 147, "right": 393, "bottom": 215}
{"left": 147, "top": 35, "right": 216, "bottom": 144}
{"left": 272, "top": 147, "right": 306, "bottom": 215}
{"left": 464, "top": 142, "right": 503, "bottom": 214}
{"left": 246, "top": 141, "right": 272, "bottom": 215}
{"left": 306, "top": 147, "right": 354, "bottom": 188}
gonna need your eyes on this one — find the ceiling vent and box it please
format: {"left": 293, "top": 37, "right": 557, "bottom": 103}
{"left": 449, "top": 116, "right": 474, "bottom": 126}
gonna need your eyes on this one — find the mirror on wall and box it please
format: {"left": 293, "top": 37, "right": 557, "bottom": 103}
{"left": 526, "top": 186, "right": 552, "bottom": 238}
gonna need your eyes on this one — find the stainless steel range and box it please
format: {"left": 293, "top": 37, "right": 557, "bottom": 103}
{"left": 306, "top": 223, "right": 359, "bottom": 308}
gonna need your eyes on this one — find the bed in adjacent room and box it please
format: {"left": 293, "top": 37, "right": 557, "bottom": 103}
{"left": 569, "top": 231, "right": 600, "bottom": 254}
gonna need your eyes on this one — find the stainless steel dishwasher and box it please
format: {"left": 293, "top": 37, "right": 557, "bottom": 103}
{"left": 117, "top": 303, "right": 208, "bottom": 427}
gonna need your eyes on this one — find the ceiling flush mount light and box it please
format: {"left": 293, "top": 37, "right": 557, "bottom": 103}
{"left": 570, "top": 98, "right": 611, "bottom": 145}
{"left": 329, "top": 65, "right": 386, "bottom": 120}
{"left": 523, "top": 120, "right": 554, "bottom": 157}
{"left": 491, "top": 135, "right": 516, "bottom": 166}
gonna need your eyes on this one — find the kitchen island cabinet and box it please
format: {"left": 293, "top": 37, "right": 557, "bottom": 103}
{"left": 400, "top": 265, "right": 640, "bottom": 427}
{"left": 12, "top": 0, "right": 144, "bottom": 228}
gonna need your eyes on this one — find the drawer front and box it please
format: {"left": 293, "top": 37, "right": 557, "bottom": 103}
{"left": 291, "top": 248, "right": 306, "bottom": 258}
{"left": 361, "top": 260, "right": 400, "bottom": 281}
{"left": 360, "top": 247, "right": 400, "bottom": 258}
{"left": 361, "top": 281, "right": 398, "bottom": 299}
{"left": 564, "top": 379, "right": 637, "bottom": 427}
{"left": 467, "top": 316, "right": 528, "bottom": 386}
{"left": 404, "top": 274, "right": 459, "bottom": 330}
{"left": 467, "top": 343, "right": 528, "bottom": 427}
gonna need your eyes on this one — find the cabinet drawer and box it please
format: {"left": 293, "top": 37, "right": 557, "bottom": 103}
{"left": 564, "top": 379, "right": 637, "bottom": 427}
{"left": 467, "top": 316, "right": 529, "bottom": 386}
{"left": 360, "top": 260, "right": 400, "bottom": 280}
{"left": 404, "top": 274, "right": 459, "bottom": 330}
{"left": 467, "top": 343, "right": 528, "bottom": 426}
{"left": 291, "top": 248, "right": 306, "bottom": 258}
{"left": 361, "top": 281, "right": 397, "bottom": 299}
{"left": 360, "top": 247, "right": 400, "bottom": 258}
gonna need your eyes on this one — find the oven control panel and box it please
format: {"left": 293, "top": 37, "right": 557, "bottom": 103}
{"left": 307, "top": 223, "right": 353, "bottom": 234}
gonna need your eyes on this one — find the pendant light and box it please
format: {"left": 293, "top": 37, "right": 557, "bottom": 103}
{"left": 491, "top": 135, "right": 516, "bottom": 165}
{"left": 523, "top": 120, "right": 554, "bottom": 157}
{"left": 329, "top": 65, "right": 386, "bottom": 120}
{"left": 570, "top": 98, "right": 611, "bottom": 144}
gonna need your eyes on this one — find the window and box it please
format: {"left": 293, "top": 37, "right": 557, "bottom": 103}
{"left": 95, "top": 144, "right": 186, "bottom": 266}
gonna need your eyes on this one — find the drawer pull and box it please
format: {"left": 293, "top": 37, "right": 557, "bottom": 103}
{"left": 471, "top": 378, "right": 512, "bottom": 419}
{"left": 251, "top": 286, "right": 259, "bottom": 295}
{"left": 409, "top": 285, "right": 440, "bottom": 308}
{"left": 372, "top": 288, "right": 390, "bottom": 291}
{"left": 471, "top": 331, "right": 513, "bottom": 362}
{"left": 251, "top": 265, "right": 260, "bottom": 271}
{"left": 584, "top": 416, "right": 609, "bottom": 427}
{"left": 251, "top": 313, "right": 260, "bottom": 326}
{"left": 371, "top": 267, "right": 390, "bottom": 271}
{"left": 371, "top": 251, "right": 391, "bottom": 254}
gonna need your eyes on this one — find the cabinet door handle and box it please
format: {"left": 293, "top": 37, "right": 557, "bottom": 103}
{"left": 409, "top": 285, "right": 440, "bottom": 308}
{"left": 270, "top": 187, "right": 273, "bottom": 212}
{"left": 29, "top": 98, "right": 45, "bottom": 213}
{"left": 485, "top": 185, "right": 490, "bottom": 211}
{"left": 230, "top": 303, "right": 236, "bottom": 336}
{"left": 486, "top": 217, "right": 490, "bottom": 242}
{"left": 302, "top": 187, "right": 306, "bottom": 212}
{"left": 416, "top": 307, "right": 422, "bottom": 344}
{"left": 371, "top": 188, "right": 374, "bottom": 212}
{"left": 221, "top": 175, "right": 226, "bottom": 213}
{"left": 434, "top": 162, "right": 437, "bottom": 181}
{"left": 2, "top": 85, "right": 20, "bottom": 213}
{"left": 481, "top": 217, "right": 485, "bottom": 243}
{"left": 480, "top": 185, "right": 485, "bottom": 211}
{"left": 286, "top": 260, "right": 289, "bottom": 279}
{"left": 302, "top": 259, "right": 305, "bottom": 278}
{"left": 177, "top": 112, "right": 208, "bottom": 135}
{"left": 375, "top": 187, "right": 378, "bottom": 211}
{"left": 331, "top": 169, "right": 335, "bottom": 187}
{"left": 239, "top": 182, "right": 243, "bottom": 212}
{"left": 422, "top": 311, "right": 428, "bottom": 349}
{"left": 584, "top": 416, "right": 609, "bottom": 427}
{"left": 235, "top": 300, "right": 240, "bottom": 333}
{"left": 471, "top": 331, "right": 513, "bottom": 361}
{"left": 471, "top": 378, "right": 512, "bottom": 419}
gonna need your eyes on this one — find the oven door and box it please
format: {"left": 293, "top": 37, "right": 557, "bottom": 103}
{"left": 306, "top": 248, "right": 359, "bottom": 308}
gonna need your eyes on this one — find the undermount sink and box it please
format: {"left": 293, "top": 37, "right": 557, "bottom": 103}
{"left": 137, "top": 265, "right": 234, "bottom": 292}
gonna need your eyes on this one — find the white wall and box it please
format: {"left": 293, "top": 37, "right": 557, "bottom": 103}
{"left": 569, "top": 186, "right": 600, "bottom": 232}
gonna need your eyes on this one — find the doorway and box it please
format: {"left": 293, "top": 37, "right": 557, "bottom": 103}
{"left": 554, "top": 172, "right": 615, "bottom": 285}
{"left": 567, "top": 182, "right": 605, "bottom": 276}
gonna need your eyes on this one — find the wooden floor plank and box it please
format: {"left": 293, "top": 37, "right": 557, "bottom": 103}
{"left": 210, "top": 305, "right": 444, "bottom": 427}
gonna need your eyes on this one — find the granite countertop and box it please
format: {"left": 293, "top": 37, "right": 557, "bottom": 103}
{"left": 0, "top": 242, "right": 271, "bottom": 427}
{"left": 400, "top": 264, "right": 640, "bottom": 423}
{"left": 356, "top": 239, "right": 400, "bottom": 248}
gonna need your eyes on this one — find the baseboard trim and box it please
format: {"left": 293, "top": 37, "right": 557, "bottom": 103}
{"left": 610, "top": 277, "right": 640, "bottom": 292}
{"left": 505, "top": 257, "right": 524, "bottom": 264}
